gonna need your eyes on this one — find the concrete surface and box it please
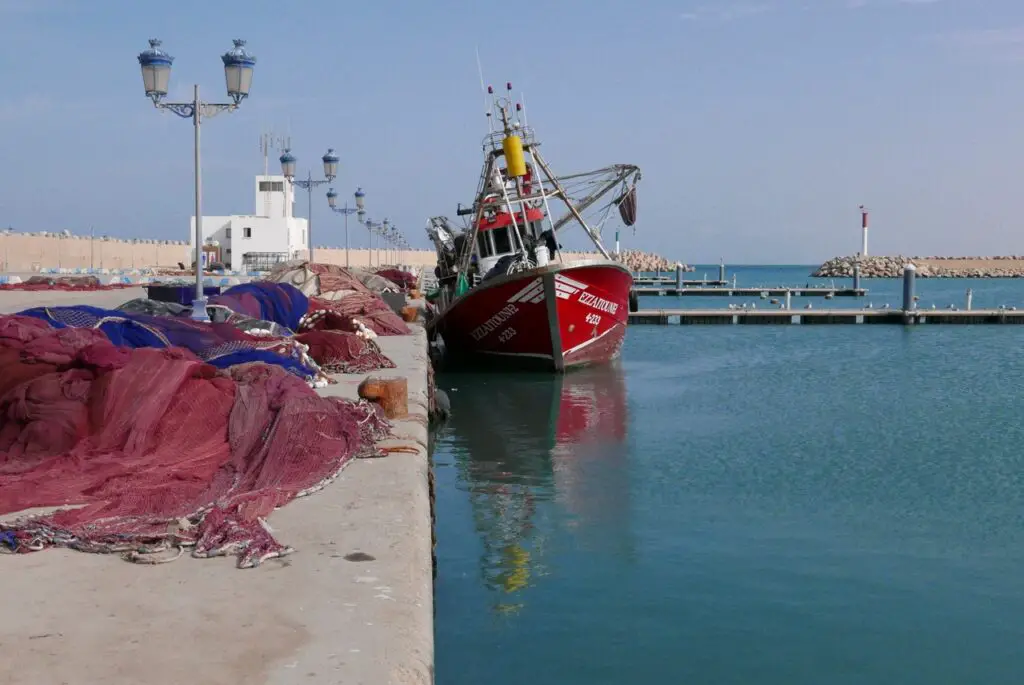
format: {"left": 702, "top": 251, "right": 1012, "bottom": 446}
{"left": 0, "top": 289, "right": 434, "bottom": 685}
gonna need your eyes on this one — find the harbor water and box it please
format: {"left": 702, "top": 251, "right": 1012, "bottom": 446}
{"left": 432, "top": 265, "right": 1024, "bottom": 684}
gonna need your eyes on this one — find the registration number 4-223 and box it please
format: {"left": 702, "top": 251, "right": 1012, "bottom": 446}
{"left": 585, "top": 313, "right": 602, "bottom": 326}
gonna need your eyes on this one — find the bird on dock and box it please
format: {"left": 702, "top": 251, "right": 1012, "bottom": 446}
{"left": 865, "top": 302, "right": 874, "bottom": 309}
{"left": 931, "top": 304, "right": 937, "bottom": 310}
{"left": 804, "top": 303, "right": 813, "bottom": 310}
{"left": 881, "top": 303, "right": 891, "bottom": 310}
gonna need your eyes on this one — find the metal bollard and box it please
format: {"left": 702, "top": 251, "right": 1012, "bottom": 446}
{"left": 902, "top": 263, "right": 917, "bottom": 313}
{"left": 853, "top": 262, "right": 861, "bottom": 291}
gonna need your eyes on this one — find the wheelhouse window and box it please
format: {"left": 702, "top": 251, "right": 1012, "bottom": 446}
{"left": 476, "top": 231, "right": 493, "bottom": 257}
{"left": 492, "top": 226, "right": 512, "bottom": 254}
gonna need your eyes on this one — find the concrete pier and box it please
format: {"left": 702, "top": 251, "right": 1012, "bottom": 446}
{"left": 0, "top": 289, "right": 434, "bottom": 685}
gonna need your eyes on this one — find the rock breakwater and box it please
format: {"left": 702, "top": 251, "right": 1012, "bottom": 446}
{"left": 615, "top": 249, "right": 694, "bottom": 273}
{"left": 813, "top": 255, "right": 1024, "bottom": 278}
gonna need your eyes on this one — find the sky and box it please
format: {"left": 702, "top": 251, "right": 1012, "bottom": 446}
{"left": 1, "top": 0, "right": 1023, "bottom": 264}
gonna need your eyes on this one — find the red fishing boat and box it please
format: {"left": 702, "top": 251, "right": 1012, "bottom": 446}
{"left": 425, "top": 82, "right": 641, "bottom": 372}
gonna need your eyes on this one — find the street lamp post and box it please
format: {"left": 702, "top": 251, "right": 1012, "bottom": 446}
{"left": 363, "top": 218, "right": 382, "bottom": 268}
{"left": 137, "top": 38, "right": 255, "bottom": 322}
{"left": 326, "top": 186, "right": 364, "bottom": 269}
{"left": 378, "top": 219, "right": 391, "bottom": 267}
{"left": 280, "top": 148, "right": 337, "bottom": 264}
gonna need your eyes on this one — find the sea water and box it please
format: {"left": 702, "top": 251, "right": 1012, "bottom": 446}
{"left": 432, "top": 266, "right": 1024, "bottom": 684}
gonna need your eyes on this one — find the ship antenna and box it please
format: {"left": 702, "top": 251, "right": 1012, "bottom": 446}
{"left": 475, "top": 46, "right": 494, "bottom": 133}
{"left": 520, "top": 92, "right": 529, "bottom": 127}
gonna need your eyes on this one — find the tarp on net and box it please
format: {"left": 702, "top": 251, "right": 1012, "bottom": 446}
{"left": 0, "top": 315, "right": 390, "bottom": 568}
{"left": 265, "top": 263, "right": 412, "bottom": 336}
{"left": 208, "top": 282, "right": 308, "bottom": 332}
{"left": 17, "top": 305, "right": 321, "bottom": 382}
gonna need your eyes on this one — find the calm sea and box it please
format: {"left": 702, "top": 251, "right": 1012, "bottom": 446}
{"left": 431, "top": 265, "right": 1024, "bottom": 684}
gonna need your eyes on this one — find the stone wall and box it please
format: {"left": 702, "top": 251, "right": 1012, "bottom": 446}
{"left": 0, "top": 234, "right": 686, "bottom": 275}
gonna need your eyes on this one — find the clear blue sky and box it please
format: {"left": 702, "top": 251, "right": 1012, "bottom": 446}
{"left": 1, "top": 0, "right": 1022, "bottom": 263}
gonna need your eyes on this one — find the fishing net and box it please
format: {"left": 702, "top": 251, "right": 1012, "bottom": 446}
{"left": 301, "top": 294, "right": 411, "bottom": 336}
{"left": 295, "top": 330, "right": 396, "bottom": 374}
{"left": 263, "top": 262, "right": 412, "bottom": 336}
{"left": 0, "top": 276, "right": 134, "bottom": 292}
{"left": 375, "top": 268, "right": 417, "bottom": 291}
{"left": 0, "top": 315, "right": 390, "bottom": 568}
{"left": 17, "top": 305, "right": 324, "bottom": 384}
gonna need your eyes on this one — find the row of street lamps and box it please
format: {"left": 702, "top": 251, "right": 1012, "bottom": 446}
{"left": 279, "top": 151, "right": 406, "bottom": 268}
{"left": 136, "top": 38, "right": 409, "bottom": 321}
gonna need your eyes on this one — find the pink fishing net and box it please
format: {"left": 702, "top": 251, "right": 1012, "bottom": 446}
{"left": 295, "top": 330, "right": 396, "bottom": 374}
{"left": 0, "top": 315, "right": 390, "bottom": 568}
{"left": 302, "top": 295, "right": 411, "bottom": 336}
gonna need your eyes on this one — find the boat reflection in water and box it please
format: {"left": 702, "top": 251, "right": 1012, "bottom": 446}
{"left": 442, "top": 363, "right": 631, "bottom": 614}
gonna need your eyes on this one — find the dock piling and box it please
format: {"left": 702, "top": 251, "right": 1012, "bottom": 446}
{"left": 966, "top": 288, "right": 973, "bottom": 311}
{"left": 719, "top": 260, "right": 726, "bottom": 283}
{"left": 676, "top": 263, "right": 683, "bottom": 290}
{"left": 853, "top": 263, "right": 861, "bottom": 291}
{"left": 902, "top": 263, "right": 917, "bottom": 315}
{"left": 785, "top": 290, "right": 792, "bottom": 310}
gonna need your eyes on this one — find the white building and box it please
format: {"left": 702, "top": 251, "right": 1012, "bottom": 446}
{"left": 190, "top": 174, "right": 308, "bottom": 272}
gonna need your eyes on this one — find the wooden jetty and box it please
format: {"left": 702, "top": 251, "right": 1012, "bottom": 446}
{"left": 632, "top": 286, "right": 867, "bottom": 298}
{"left": 629, "top": 308, "right": 1024, "bottom": 325}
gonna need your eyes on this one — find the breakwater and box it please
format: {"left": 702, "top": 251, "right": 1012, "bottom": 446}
{"left": 614, "top": 249, "right": 692, "bottom": 273}
{"left": 814, "top": 255, "right": 1024, "bottom": 278}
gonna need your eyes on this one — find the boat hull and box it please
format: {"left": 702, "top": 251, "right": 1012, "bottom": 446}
{"left": 432, "top": 262, "right": 632, "bottom": 372}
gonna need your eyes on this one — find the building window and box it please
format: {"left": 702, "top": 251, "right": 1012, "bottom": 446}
{"left": 243, "top": 227, "right": 252, "bottom": 238}
{"left": 258, "top": 181, "right": 285, "bottom": 192}
{"left": 225, "top": 227, "right": 232, "bottom": 238}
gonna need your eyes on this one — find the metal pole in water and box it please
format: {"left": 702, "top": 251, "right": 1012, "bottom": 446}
{"left": 676, "top": 262, "right": 683, "bottom": 290}
{"left": 966, "top": 288, "right": 973, "bottom": 311}
{"left": 902, "top": 263, "right": 917, "bottom": 313}
{"left": 785, "top": 290, "right": 792, "bottom": 310}
{"left": 719, "top": 260, "right": 726, "bottom": 283}
{"left": 853, "top": 262, "right": 861, "bottom": 291}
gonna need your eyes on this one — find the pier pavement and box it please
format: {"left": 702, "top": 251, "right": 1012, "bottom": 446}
{"left": 0, "top": 289, "right": 434, "bottom": 685}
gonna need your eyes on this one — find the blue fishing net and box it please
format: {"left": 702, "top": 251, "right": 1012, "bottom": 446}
{"left": 17, "top": 305, "right": 318, "bottom": 379}
{"left": 208, "top": 282, "right": 308, "bottom": 331}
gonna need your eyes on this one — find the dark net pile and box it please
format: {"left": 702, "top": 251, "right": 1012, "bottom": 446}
{"left": 0, "top": 315, "right": 390, "bottom": 568}
{"left": 374, "top": 268, "right": 417, "bottom": 291}
{"left": 0, "top": 276, "right": 135, "bottom": 292}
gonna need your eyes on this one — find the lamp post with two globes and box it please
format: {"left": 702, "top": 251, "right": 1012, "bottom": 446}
{"left": 136, "top": 38, "right": 256, "bottom": 321}
{"left": 326, "top": 186, "right": 365, "bottom": 268}
{"left": 279, "top": 148, "right": 338, "bottom": 264}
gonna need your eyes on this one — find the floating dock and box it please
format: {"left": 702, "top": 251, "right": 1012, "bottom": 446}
{"left": 632, "top": 286, "right": 867, "bottom": 298}
{"left": 629, "top": 308, "right": 1024, "bottom": 325}
{"left": 633, "top": 277, "right": 730, "bottom": 288}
